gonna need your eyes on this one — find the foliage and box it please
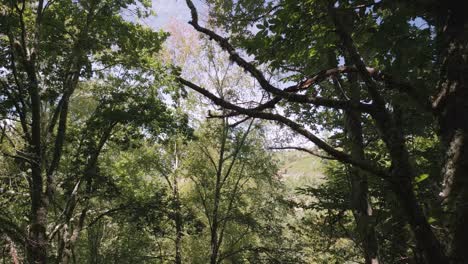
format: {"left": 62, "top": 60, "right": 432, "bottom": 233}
{"left": 1, "top": 0, "right": 467, "bottom": 263}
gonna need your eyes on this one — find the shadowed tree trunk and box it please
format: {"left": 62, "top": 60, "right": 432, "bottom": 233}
{"left": 330, "top": 6, "right": 448, "bottom": 263}
{"left": 330, "top": 48, "right": 380, "bottom": 264}
{"left": 433, "top": 1, "right": 468, "bottom": 263}
{"left": 26, "top": 37, "right": 48, "bottom": 264}
{"left": 209, "top": 119, "right": 227, "bottom": 264}
{"left": 173, "top": 142, "right": 183, "bottom": 264}
{"left": 343, "top": 78, "right": 380, "bottom": 264}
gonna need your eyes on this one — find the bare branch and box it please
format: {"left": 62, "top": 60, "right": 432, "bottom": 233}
{"left": 228, "top": 117, "right": 252, "bottom": 128}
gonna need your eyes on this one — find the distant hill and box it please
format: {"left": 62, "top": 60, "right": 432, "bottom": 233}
{"left": 274, "top": 150, "right": 326, "bottom": 188}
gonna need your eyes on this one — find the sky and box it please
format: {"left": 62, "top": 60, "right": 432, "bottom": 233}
{"left": 122, "top": 0, "right": 337, "bottom": 147}
{"left": 146, "top": 0, "right": 205, "bottom": 29}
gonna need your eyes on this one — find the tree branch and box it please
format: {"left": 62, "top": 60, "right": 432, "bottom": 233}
{"left": 185, "top": 0, "right": 375, "bottom": 114}
{"left": 179, "top": 77, "right": 389, "bottom": 179}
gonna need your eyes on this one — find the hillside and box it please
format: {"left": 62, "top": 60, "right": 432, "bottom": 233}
{"left": 275, "top": 150, "right": 326, "bottom": 188}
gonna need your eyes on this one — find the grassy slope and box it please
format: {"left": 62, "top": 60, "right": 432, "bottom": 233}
{"left": 275, "top": 150, "right": 325, "bottom": 188}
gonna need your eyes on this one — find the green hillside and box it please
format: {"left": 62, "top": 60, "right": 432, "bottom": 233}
{"left": 275, "top": 150, "right": 326, "bottom": 188}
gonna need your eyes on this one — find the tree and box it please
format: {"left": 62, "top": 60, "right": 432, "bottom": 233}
{"left": 185, "top": 118, "right": 283, "bottom": 264}
{"left": 178, "top": 0, "right": 468, "bottom": 263}
{"left": 0, "top": 1, "right": 171, "bottom": 262}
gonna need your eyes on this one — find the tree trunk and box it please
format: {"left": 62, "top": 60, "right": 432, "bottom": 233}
{"left": 59, "top": 209, "right": 87, "bottom": 264}
{"left": 434, "top": 1, "right": 468, "bottom": 263}
{"left": 330, "top": 8, "right": 448, "bottom": 262}
{"left": 331, "top": 49, "right": 381, "bottom": 263}
{"left": 173, "top": 182, "right": 183, "bottom": 264}
{"left": 170, "top": 141, "right": 184, "bottom": 264}
{"left": 391, "top": 178, "right": 448, "bottom": 264}
{"left": 27, "top": 60, "right": 47, "bottom": 264}
{"left": 375, "top": 112, "right": 448, "bottom": 264}
{"left": 28, "top": 186, "right": 48, "bottom": 264}
{"left": 343, "top": 77, "right": 380, "bottom": 264}
{"left": 210, "top": 185, "right": 221, "bottom": 264}
{"left": 209, "top": 120, "right": 228, "bottom": 264}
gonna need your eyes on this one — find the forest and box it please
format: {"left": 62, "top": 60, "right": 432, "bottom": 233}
{"left": 0, "top": 0, "right": 467, "bottom": 263}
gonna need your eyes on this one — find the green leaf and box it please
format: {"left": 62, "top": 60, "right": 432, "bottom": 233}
{"left": 415, "top": 173, "right": 429, "bottom": 183}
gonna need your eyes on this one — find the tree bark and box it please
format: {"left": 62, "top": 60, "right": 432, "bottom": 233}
{"left": 163, "top": 139, "right": 185, "bottom": 264}
{"left": 59, "top": 209, "right": 87, "bottom": 264}
{"left": 174, "top": 194, "right": 183, "bottom": 264}
{"left": 373, "top": 108, "right": 448, "bottom": 264}
{"left": 210, "top": 153, "right": 223, "bottom": 264}
{"left": 173, "top": 146, "right": 183, "bottom": 264}
{"left": 26, "top": 51, "right": 48, "bottom": 264}
{"left": 210, "top": 119, "right": 228, "bottom": 264}
{"left": 433, "top": 1, "right": 468, "bottom": 263}
{"left": 391, "top": 178, "right": 448, "bottom": 264}
{"left": 342, "top": 77, "right": 380, "bottom": 264}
